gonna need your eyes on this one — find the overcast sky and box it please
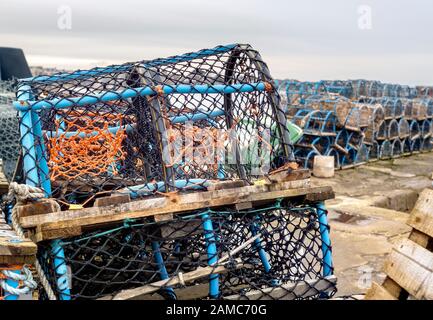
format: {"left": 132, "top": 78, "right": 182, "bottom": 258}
{"left": 1, "top": 0, "right": 432, "bottom": 85}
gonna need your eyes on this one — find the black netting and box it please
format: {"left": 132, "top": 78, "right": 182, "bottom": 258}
{"left": 37, "top": 202, "right": 335, "bottom": 300}
{"left": 0, "top": 80, "right": 20, "bottom": 181}
{"left": 15, "top": 44, "right": 294, "bottom": 207}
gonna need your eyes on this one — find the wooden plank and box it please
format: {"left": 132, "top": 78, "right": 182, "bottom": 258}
{"left": 0, "top": 236, "right": 37, "bottom": 264}
{"left": 224, "top": 276, "right": 337, "bottom": 300}
{"left": 32, "top": 226, "right": 83, "bottom": 243}
{"left": 16, "top": 199, "right": 60, "bottom": 218}
{"left": 384, "top": 238, "right": 433, "bottom": 300}
{"left": 112, "top": 262, "right": 244, "bottom": 300}
{"left": 407, "top": 189, "right": 433, "bottom": 238}
{"left": 20, "top": 184, "right": 333, "bottom": 232}
{"left": 267, "top": 168, "right": 310, "bottom": 183}
{"left": 409, "top": 229, "right": 431, "bottom": 249}
{"left": 0, "top": 255, "right": 35, "bottom": 265}
{"left": 94, "top": 194, "right": 131, "bottom": 207}
{"left": 34, "top": 185, "right": 330, "bottom": 242}
{"left": 382, "top": 278, "right": 404, "bottom": 299}
{"left": 207, "top": 180, "right": 248, "bottom": 191}
{"left": 364, "top": 282, "right": 398, "bottom": 300}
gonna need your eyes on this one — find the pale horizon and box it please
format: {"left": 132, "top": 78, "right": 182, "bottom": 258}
{"left": 2, "top": 0, "right": 433, "bottom": 86}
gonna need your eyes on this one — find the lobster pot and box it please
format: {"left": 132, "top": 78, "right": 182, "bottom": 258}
{"left": 376, "top": 121, "right": 388, "bottom": 141}
{"left": 379, "top": 140, "right": 392, "bottom": 159}
{"left": 291, "top": 109, "right": 337, "bottom": 136}
{"left": 382, "top": 98, "right": 395, "bottom": 119}
{"left": 392, "top": 98, "right": 404, "bottom": 119}
{"left": 285, "top": 81, "right": 325, "bottom": 106}
{"left": 349, "top": 79, "right": 368, "bottom": 99}
{"left": 367, "top": 81, "right": 382, "bottom": 97}
{"left": 364, "top": 104, "right": 385, "bottom": 144}
{"left": 381, "top": 98, "right": 403, "bottom": 119}
{"left": 347, "top": 131, "right": 364, "bottom": 150}
{"left": 325, "top": 148, "right": 341, "bottom": 169}
{"left": 387, "top": 119, "right": 400, "bottom": 140}
{"left": 286, "top": 105, "right": 304, "bottom": 118}
{"left": 14, "top": 44, "right": 294, "bottom": 206}
{"left": 409, "top": 120, "right": 421, "bottom": 140}
{"left": 420, "top": 120, "right": 432, "bottom": 139}
{"left": 399, "top": 85, "right": 411, "bottom": 99}
{"left": 369, "top": 141, "right": 380, "bottom": 160}
{"left": 421, "top": 137, "right": 433, "bottom": 152}
{"left": 323, "top": 80, "right": 353, "bottom": 98}
{"left": 398, "top": 118, "right": 410, "bottom": 139}
{"left": 411, "top": 137, "right": 422, "bottom": 153}
{"left": 0, "top": 80, "right": 21, "bottom": 180}
{"left": 412, "top": 99, "right": 428, "bottom": 120}
{"left": 334, "top": 129, "right": 349, "bottom": 154}
{"left": 382, "top": 84, "right": 393, "bottom": 97}
{"left": 37, "top": 203, "right": 336, "bottom": 300}
{"left": 0, "top": 81, "right": 16, "bottom": 105}
{"left": 426, "top": 99, "right": 433, "bottom": 119}
{"left": 416, "top": 86, "right": 433, "bottom": 98}
{"left": 293, "top": 146, "right": 320, "bottom": 169}
{"left": 401, "top": 138, "right": 412, "bottom": 155}
{"left": 402, "top": 99, "right": 414, "bottom": 120}
{"left": 382, "top": 84, "right": 402, "bottom": 98}
{"left": 355, "top": 143, "right": 370, "bottom": 163}
{"left": 391, "top": 139, "right": 403, "bottom": 158}
{"left": 295, "top": 135, "right": 333, "bottom": 155}
{"left": 340, "top": 146, "right": 357, "bottom": 167}
{"left": 277, "top": 80, "right": 289, "bottom": 107}
{"left": 344, "top": 103, "right": 370, "bottom": 131}
{"left": 304, "top": 95, "right": 353, "bottom": 128}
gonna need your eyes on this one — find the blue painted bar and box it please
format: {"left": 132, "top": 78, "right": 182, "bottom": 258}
{"left": 51, "top": 240, "right": 71, "bottom": 300}
{"left": 22, "top": 44, "right": 236, "bottom": 84}
{"left": 3, "top": 270, "right": 20, "bottom": 300}
{"left": 250, "top": 221, "right": 272, "bottom": 273}
{"left": 31, "top": 109, "right": 52, "bottom": 196}
{"left": 18, "top": 84, "right": 39, "bottom": 187}
{"left": 14, "top": 82, "right": 268, "bottom": 112}
{"left": 316, "top": 202, "right": 333, "bottom": 277}
{"left": 201, "top": 213, "right": 219, "bottom": 299}
{"left": 171, "top": 108, "right": 225, "bottom": 124}
{"left": 151, "top": 241, "right": 176, "bottom": 299}
{"left": 44, "top": 108, "right": 225, "bottom": 138}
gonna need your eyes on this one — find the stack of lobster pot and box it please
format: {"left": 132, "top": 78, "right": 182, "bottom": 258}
{"left": 278, "top": 78, "right": 433, "bottom": 169}
{"left": 288, "top": 94, "right": 375, "bottom": 169}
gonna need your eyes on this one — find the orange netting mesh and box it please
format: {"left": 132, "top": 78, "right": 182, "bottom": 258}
{"left": 46, "top": 113, "right": 127, "bottom": 181}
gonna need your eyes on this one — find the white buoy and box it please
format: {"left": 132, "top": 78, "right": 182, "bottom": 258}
{"left": 313, "top": 155, "right": 335, "bottom": 178}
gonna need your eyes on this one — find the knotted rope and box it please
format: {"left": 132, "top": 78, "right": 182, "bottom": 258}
{"left": 0, "top": 266, "right": 37, "bottom": 298}
{"left": 6, "top": 182, "right": 58, "bottom": 300}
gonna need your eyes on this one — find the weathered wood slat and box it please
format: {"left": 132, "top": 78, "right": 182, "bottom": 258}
{"left": 21, "top": 180, "right": 325, "bottom": 229}
{"left": 0, "top": 211, "right": 37, "bottom": 264}
{"left": 112, "top": 262, "right": 245, "bottom": 300}
{"left": 407, "top": 189, "right": 433, "bottom": 238}
{"left": 384, "top": 238, "right": 433, "bottom": 300}
{"left": 224, "top": 276, "right": 337, "bottom": 300}
{"left": 0, "top": 236, "right": 37, "bottom": 264}
{"left": 364, "top": 282, "right": 397, "bottom": 300}
{"left": 365, "top": 188, "right": 433, "bottom": 301}
{"left": 20, "top": 183, "right": 334, "bottom": 242}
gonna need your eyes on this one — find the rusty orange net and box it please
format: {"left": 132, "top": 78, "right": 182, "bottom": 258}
{"left": 46, "top": 113, "right": 127, "bottom": 181}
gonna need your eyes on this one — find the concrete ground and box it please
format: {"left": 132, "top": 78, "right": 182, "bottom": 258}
{"left": 311, "top": 152, "right": 433, "bottom": 298}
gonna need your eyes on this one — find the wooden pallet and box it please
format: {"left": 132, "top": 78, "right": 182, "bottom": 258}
{"left": 15, "top": 171, "right": 334, "bottom": 242}
{"left": 0, "top": 159, "right": 9, "bottom": 195}
{"left": 365, "top": 188, "right": 433, "bottom": 300}
{"left": 0, "top": 214, "right": 37, "bottom": 265}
